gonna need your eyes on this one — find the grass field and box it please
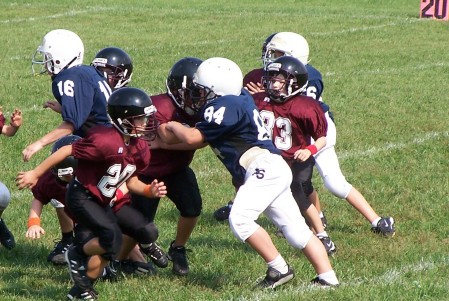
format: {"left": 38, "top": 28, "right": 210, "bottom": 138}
{"left": 1, "top": 0, "right": 448, "bottom": 300}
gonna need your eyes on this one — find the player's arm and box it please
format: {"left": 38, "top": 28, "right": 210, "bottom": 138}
{"left": 293, "top": 136, "right": 327, "bottom": 162}
{"left": 26, "top": 198, "right": 45, "bottom": 239}
{"left": 152, "top": 124, "right": 207, "bottom": 150}
{"left": 126, "top": 176, "right": 167, "bottom": 199}
{"left": 22, "top": 121, "right": 74, "bottom": 162}
{"left": 17, "top": 145, "right": 73, "bottom": 189}
{"left": 165, "top": 121, "right": 206, "bottom": 147}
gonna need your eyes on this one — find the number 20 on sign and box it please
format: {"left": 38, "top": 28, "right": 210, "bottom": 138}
{"left": 421, "top": 0, "right": 449, "bottom": 20}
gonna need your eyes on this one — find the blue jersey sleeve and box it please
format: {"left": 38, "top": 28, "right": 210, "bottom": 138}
{"left": 306, "top": 64, "right": 334, "bottom": 121}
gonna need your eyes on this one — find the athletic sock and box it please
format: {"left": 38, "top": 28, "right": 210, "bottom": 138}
{"left": 371, "top": 217, "right": 381, "bottom": 227}
{"left": 268, "top": 254, "right": 288, "bottom": 274}
{"left": 316, "top": 231, "right": 328, "bottom": 238}
{"left": 318, "top": 270, "right": 339, "bottom": 285}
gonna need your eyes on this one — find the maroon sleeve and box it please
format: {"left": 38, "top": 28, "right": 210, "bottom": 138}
{"left": 31, "top": 171, "right": 67, "bottom": 205}
{"left": 243, "top": 68, "right": 264, "bottom": 86}
{"left": 0, "top": 114, "right": 5, "bottom": 132}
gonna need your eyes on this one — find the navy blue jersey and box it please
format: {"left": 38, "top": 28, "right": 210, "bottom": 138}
{"left": 306, "top": 64, "right": 333, "bottom": 120}
{"left": 51, "top": 65, "right": 112, "bottom": 137}
{"left": 195, "top": 90, "right": 280, "bottom": 186}
{"left": 305, "top": 64, "right": 323, "bottom": 101}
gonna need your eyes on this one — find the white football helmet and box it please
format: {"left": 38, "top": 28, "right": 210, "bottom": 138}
{"left": 0, "top": 181, "right": 11, "bottom": 210}
{"left": 262, "top": 32, "right": 309, "bottom": 67}
{"left": 190, "top": 57, "right": 243, "bottom": 111}
{"left": 32, "top": 29, "right": 84, "bottom": 76}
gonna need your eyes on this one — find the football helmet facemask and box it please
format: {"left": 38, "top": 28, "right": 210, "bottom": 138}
{"left": 91, "top": 47, "right": 133, "bottom": 90}
{"left": 51, "top": 135, "right": 82, "bottom": 178}
{"left": 262, "top": 56, "right": 308, "bottom": 103}
{"left": 189, "top": 57, "right": 243, "bottom": 111}
{"left": 108, "top": 87, "right": 158, "bottom": 141}
{"left": 166, "top": 57, "right": 203, "bottom": 116}
{"left": 262, "top": 32, "right": 309, "bottom": 68}
{"left": 32, "top": 29, "right": 84, "bottom": 76}
{"left": 260, "top": 33, "right": 278, "bottom": 61}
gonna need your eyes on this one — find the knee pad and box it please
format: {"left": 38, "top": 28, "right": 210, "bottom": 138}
{"left": 179, "top": 202, "right": 202, "bottom": 218}
{"left": 282, "top": 225, "right": 313, "bottom": 249}
{"left": 98, "top": 226, "right": 122, "bottom": 258}
{"left": 73, "top": 228, "right": 94, "bottom": 245}
{"left": 291, "top": 184, "right": 312, "bottom": 211}
{"left": 229, "top": 211, "right": 260, "bottom": 242}
{"left": 323, "top": 175, "right": 352, "bottom": 199}
{"left": 301, "top": 180, "right": 314, "bottom": 198}
{"left": 0, "top": 182, "right": 11, "bottom": 211}
{"left": 135, "top": 223, "right": 159, "bottom": 244}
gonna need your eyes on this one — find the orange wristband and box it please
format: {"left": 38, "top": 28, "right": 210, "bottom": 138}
{"left": 143, "top": 185, "right": 152, "bottom": 198}
{"left": 27, "top": 217, "right": 41, "bottom": 228}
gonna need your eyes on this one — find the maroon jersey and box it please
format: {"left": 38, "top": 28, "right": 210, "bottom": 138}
{"left": 72, "top": 125, "right": 150, "bottom": 206}
{"left": 0, "top": 114, "right": 5, "bottom": 132}
{"left": 253, "top": 92, "right": 327, "bottom": 165}
{"left": 243, "top": 68, "right": 263, "bottom": 87}
{"left": 31, "top": 170, "right": 77, "bottom": 222}
{"left": 140, "top": 93, "right": 198, "bottom": 178}
{"left": 32, "top": 171, "right": 67, "bottom": 206}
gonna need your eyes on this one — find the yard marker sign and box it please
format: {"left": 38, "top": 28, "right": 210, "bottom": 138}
{"left": 421, "top": 0, "right": 449, "bottom": 20}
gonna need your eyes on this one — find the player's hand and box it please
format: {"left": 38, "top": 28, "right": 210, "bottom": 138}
{"left": 43, "top": 100, "right": 62, "bottom": 113}
{"left": 16, "top": 170, "right": 39, "bottom": 189}
{"left": 26, "top": 225, "right": 45, "bottom": 239}
{"left": 10, "top": 109, "right": 22, "bottom": 128}
{"left": 149, "top": 179, "right": 167, "bottom": 198}
{"left": 245, "top": 82, "right": 265, "bottom": 95}
{"left": 22, "top": 141, "right": 44, "bottom": 162}
{"left": 293, "top": 149, "right": 312, "bottom": 162}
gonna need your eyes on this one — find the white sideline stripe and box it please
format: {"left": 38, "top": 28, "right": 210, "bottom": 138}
{"left": 309, "top": 17, "right": 422, "bottom": 37}
{"left": 338, "top": 131, "right": 448, "bottom": 160}
{"left": 0, "top": 7, "right": 113, "bottom": 24}
{"left": 325, "top": 62, "right": 449, "bottom": 77}
{"left": 231, "top": 257, "right": 449, "bottom": 301}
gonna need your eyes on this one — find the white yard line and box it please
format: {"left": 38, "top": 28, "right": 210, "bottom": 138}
{"left": 338, "top": 131, "right": 448, "bottom": 160}
{"left": 309, "top": 17, "right": 423, "bottom": 37}
{"left": 325, "top": 62, "right": 449, "bottom": 77}
{"left": 0, "top": 7, "right": 114, "bottom": 24}
{"left": 230, "top": 256, "right": 449, "bottom": 301}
